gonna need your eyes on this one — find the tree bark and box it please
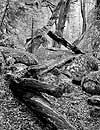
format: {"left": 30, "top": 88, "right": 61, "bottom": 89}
{"left": 80, "top": 0, "right": 86, "bottom": 34}
{"left": 22, "top": 95, "right": 76, "bottom": 130}
{"left": 41, "top": 0, "right": 64, "bottom": 33}
{"left": 53, "top": 0, "right": 71, "bottom": 48}
{"left": 6, "top": 73, "right": 76, "bottom": 130}
{"left": 47, "top": 31, "right": 84, "bottom": 54}
{"left": 27, "top": 16, "right": 34, "bottom": 53}
{"left": 7, "top": 74, "right": 65, "bottom": 98}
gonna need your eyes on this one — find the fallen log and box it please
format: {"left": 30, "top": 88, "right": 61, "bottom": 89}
{"left": 0, "top": 46, "right": 38, "bottom": 66}
{"left": 8, "top": 80, "right": 75, "bottom": 130}
{"left": 47, "top": 31, "right": 84, "bottom": 54}
{"left": 8, "top": 60, "right": 72, "bottom": 80}
{"left": 23, "top": 96, "right": 58, "bottom": 130}
{"left": 37, "top": 57, "right": 76, "bottom": 75}
{"left": 11, "top": 53, "right": 76, "bottom": 79}
{"left": 6, "top": 73, "right": 65, "bottom": 98}
{"left": 6, "top": 74, "right": 76, "bottom": 130}
{"left": 7, "top": 79, "right": 58, "bottom": 129}
{"left": 6, "top": 74, "right": 75, "bottom": 130}
{"left": 22, "top": 95, "right": 76, "bottom": 130}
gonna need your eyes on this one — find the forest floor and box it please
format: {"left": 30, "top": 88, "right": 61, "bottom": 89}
{"left": 0, "top": 47, "right": 100, "bottom": 130}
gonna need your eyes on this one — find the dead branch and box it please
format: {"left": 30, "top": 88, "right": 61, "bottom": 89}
{"left": 27, "top": 53, "right": 79, "bottom": 76}
{"left": 47, "top": 31, "right": 84, "bottom": 54}
{"left": 30, "top": 0, "right": 84, "bottom": 54}
{"left": 6, "top": 73, "right": 66, "bottom": 98}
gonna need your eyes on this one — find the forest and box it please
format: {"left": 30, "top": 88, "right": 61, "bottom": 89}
{"left": 1, "top": 0, "right": 100, "bottom": 130}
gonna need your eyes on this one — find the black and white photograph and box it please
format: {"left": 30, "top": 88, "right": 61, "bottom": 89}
{"left": 0, "top": 0, "right": 100, "bottom": 130}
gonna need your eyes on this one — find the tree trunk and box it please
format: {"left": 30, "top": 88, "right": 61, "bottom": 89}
{"left": 41, "top": 0, "right": 64, "bottom": 33}
{"left": 80, "top": 0, "right": 86, "bottom": 34}
{"left": 53, "top": 0, "right": 70, "bottom": 48}
{"left": 28, "top": 16, "right": 34, "bottom": 53}
{"left": 76, "top": 6, "right": 100, "bottom": 53}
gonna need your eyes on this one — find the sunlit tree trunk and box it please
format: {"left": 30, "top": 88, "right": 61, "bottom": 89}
{"left": 53, "top": 0, "right": 70, "bottom": 48}
{"left": 80, "top": 0, "right": 86, "bottom": 34}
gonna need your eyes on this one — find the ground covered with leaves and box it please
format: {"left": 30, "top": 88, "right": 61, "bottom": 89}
{"left": 0, "top": 49, "right": 100, "bottom": 130}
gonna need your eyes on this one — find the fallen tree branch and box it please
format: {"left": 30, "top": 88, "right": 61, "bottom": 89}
{"left": 6, "top": 73, "right": 65, "bottom": 98}
{"left": 6, "top": 73, "right": 76, "bottom": 130}
{"left": 28, "top": 54, "right": 79, "bottom": 76}
{"left": 7, "top": 77, "right": 58, "bottom": 129}
{"left": 23, "top": 95, "right": 76, "bottom": 130}
{"left": 27, "top": 0, "right": 84, "bottom": 54}
{"left": 47, "top": 31, "right": 84, "bottom": 54}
